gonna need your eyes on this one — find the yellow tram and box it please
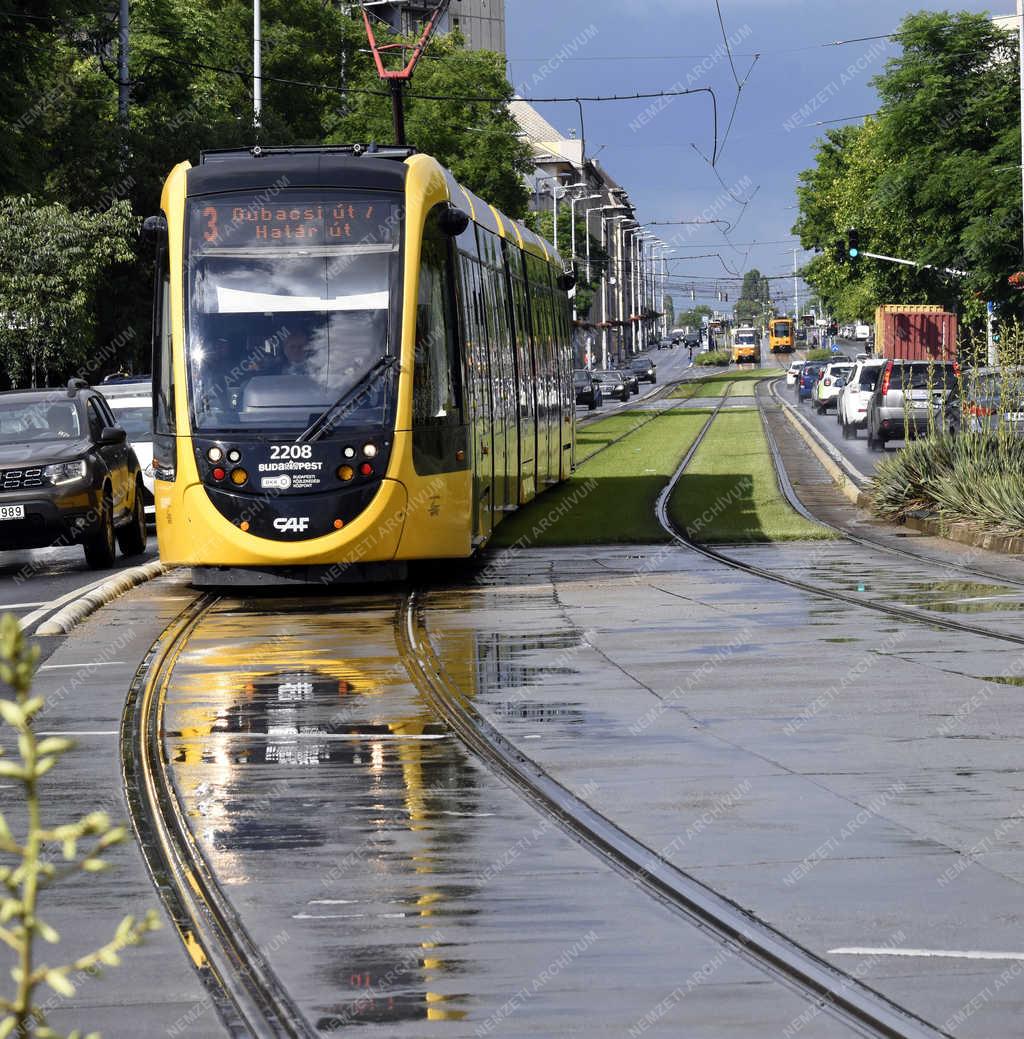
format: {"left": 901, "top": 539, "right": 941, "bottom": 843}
{"left": 768, "top": 317, "right": 794, "bottom": 354}
{"left": 145, "top": 147, "right": 575, "bottom": 584}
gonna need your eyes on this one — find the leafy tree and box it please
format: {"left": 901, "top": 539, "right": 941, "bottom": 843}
{"left": 0, "top": 197, "right": 137, "bottom": 386}
{"left": 794, "top": 11, "right": 1023, "bottom": 322}
{"left": 734, "top": 268, "right": 767, "bottom": 325}
{"left": 676, "top": 305, "right": 712, "bottom": 328}
{"left": 662, "top": 294, "right": 675, "bottom": 329}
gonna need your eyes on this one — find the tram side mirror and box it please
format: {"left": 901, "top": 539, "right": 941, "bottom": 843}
{"left": 141, "top": 215, "right": 168, "bottom": 247}
{"left": 438, "top": 206, "right": 470, "bottom": 237}
{"left": 557, "top": 267, "right": 577, "bottom": 291}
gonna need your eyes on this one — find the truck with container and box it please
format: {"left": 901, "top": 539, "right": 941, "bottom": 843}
{"left": 873, "top": 305, "right": 957, "bottom": 361}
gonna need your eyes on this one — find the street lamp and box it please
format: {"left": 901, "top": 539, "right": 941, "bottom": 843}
{"left": 570, "top": 193, "right": 601, "bottom": 265}
{"left": 600, "top": 212, "right": 629, "bottom": 368}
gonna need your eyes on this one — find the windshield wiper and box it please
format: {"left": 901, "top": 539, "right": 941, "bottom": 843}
{"left": 295, "top": 355, "right": 398, "bottom": 445}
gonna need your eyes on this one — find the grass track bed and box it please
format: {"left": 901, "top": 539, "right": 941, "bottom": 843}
{"left": 669, "top": 370, "right": 777, "bottom": 399}
{"left": 668, "top": 410, "right": 836, "bottom": 543}
{"left": 490, "top": 410, "right": 711, "bottom": 547}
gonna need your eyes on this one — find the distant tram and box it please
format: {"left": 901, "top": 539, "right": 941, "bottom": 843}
{"left": 769, "top": 317, "right": 795, "bottom": 353}
{"left": 145, "top": 146, "right": 576, "bottom": 584}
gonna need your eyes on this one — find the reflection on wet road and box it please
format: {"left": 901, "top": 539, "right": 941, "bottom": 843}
{"left": 159, "top": 595, "right": 856, "bottom": 1036}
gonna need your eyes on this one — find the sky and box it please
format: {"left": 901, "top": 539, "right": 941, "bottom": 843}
{"left": 504, "top": 0, "right": 1008, "bottom": 316}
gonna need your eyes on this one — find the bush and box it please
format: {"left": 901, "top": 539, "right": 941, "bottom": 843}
{"left": 694, "top": 351, "right": 731, "bottom": 367}
{"left": 804, "top": 348, "right": 834, "bottom": 362}
{"left": 870, "top": 431, "right": 1024, "bottom": 535}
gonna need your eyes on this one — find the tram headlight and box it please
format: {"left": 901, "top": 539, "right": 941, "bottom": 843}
{"left": 362, "top": 443, "right": 378, "bottom": 458}
{"left": 343, "top": 447, "right": 356, "bottom": 459}
{"left": 207, "top": 447, "right": 224, "bottom": 463}
{"left": 337, "top": 465, "right": 355, "bottom": 482}
{"left": 227, "top": 449, "right": 242, "bottom": 463}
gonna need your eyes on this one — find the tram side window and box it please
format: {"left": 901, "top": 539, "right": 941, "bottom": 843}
{"left": 414, "top": 214, "right": 462, "bottom": 426}
{"left": 152, "top": 235, "right": 175, "bottom": 436}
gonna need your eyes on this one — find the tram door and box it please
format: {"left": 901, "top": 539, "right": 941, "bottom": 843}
{"left": 458, "top": 247, "right": 494, "bottom": 543}
{"left": 505, "top": 245, "right": 536, "bottom": 503}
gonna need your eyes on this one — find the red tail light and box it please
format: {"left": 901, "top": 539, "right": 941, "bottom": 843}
{"left": 880, "top": 361, "right": 893, "bottom": 396}
{"left": 824, "top": 378, "right": 832, "bottom": 386}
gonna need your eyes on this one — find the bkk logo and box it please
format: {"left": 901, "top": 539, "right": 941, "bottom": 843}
{"left": 273, "top": 517, "right": 310, "bottom": 533}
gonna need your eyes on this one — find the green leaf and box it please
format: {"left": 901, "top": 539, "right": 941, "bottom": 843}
{"left": 36, "top": 737, "right": 73, "bottom": 756}
{"left": 98, "top": 947, "right": 120, "bottom": 966}
{"left": 81, "top": 859, "right": 106, "bottom": 873}
{"left": 0, "top": 1016, "right": 16, "bottom": 1039}
{"left": 34, "top": 756, "right": 56, "bottom": 777}
{"left": 0, "top": 701, "right": 24, "bottom": 728}
{"left": 62, "top": 839, "right": 76, "bottom": 861}
{"left": 0, "top": 762, "right": 24, "bottom": 780}
{"left": 36, "top": 919, "right": 59, "bottom": 943}
{"left": 44, "top": 968, "right": 75, "bottom": 997}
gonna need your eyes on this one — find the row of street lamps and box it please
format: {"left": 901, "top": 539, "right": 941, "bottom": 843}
{"left": 537, "top": 177, "right": 670, "bottom": 369}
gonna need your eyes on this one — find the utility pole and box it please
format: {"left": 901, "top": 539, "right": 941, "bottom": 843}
{"left": 1019, "top": 0, "right": 1024, "bottom": 262}
{"left": 253, "top": 0, "right": 262, "bottom": 128}
{"left": 118, "top": 0, "right": 129, "bottom": 157}
{"left": 793, "top": 248, "right": 799, "bottom": 321}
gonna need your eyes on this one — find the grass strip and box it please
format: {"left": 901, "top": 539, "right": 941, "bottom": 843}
{"left": 669, "top": 370, "right": 776, "bottom": 399}
{"left": 491, "top": 409, "right": 712, "bottom": 546}
{"left": 668, "top": 409, "right": 835, "bottom": 543}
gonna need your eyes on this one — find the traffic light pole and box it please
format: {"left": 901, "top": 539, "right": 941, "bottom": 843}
{"left": 857, "top": 249, "right": 969, "bottom": 278}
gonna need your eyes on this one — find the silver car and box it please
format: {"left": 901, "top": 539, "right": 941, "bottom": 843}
{"left": 100, "top": 379, "right": 154, "bottom": 515}
{"left": 865, "top": 361, "right": 957, "bottom": 451}
{"left": 945, "top": 368, "right": 1024, "bottom": 437}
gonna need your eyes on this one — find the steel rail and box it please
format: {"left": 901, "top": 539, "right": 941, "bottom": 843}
{"left": 120, "top": 594, "right": 318, "bottom": 1039}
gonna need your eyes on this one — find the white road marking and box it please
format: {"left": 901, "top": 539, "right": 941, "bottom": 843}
{"left": 37, "top": 661, "right": 129, "bottom": 671}
{"left": 829, "top": 947, "right": 1024, "bottom": 961}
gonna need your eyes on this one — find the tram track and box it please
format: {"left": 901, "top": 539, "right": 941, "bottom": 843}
{"left": 121, "top": 575, "right": 948, "bottom": 1039}
{"left": 121, "top": 594, "right": 318, "bottom": 1039}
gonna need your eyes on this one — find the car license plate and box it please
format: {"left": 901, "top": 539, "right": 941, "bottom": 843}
{"left": 0, "top": 505, "right": 25, "bottom": 520}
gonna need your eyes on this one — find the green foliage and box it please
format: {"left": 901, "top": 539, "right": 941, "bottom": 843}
{"left": 734, "top": 269, "right": 768, "bottom": 325}
{"left": 804, "top": 348, "right": 834, "bottom": 361}
{"left": 676, "top": 305, "right": 712, "bottom": 328}
{"left": 694, "top": 350, "right": 731, "bottom": 366}
{"left": 662, "top": 295, "right": 675, "bottom": 329}
{"left": 0, "top": 197, "right": 137, "bottom": 387}
{"left": 794, "top": 11, "right": 1022, "bottom": 322}
{"left": 0, "top": 615, "right": 159, "bottom": 1036}
{"left": 1, "top": 2, "right": 536, "bottom": 379}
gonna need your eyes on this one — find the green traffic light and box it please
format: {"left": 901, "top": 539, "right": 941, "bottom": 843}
{"left": 849, "top": 248, "right": 859, "bottom": 258}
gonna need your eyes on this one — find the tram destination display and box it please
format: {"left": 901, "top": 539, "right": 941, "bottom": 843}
{"left": 191, "top": 195, "right": 398, "bottom": 250}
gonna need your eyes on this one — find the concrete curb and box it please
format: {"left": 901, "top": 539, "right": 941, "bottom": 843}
{"left": 901, "top": 513, "right": 1024, "bottom": 557}
{"left": 35, "top": 560, "right": 168, "bottom": 636}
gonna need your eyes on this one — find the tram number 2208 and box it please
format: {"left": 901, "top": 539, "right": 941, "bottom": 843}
{"left": 269, "top": 445, "right": 314, "bottom": 461}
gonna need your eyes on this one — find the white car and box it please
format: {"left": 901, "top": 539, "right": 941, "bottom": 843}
{"left": 101, "top": 381, "right": 154, "bottom": 516}
{"left": 786, "top": 360, "right": 803, "bottom": 387}
{"left": 811, "top": 362, "right": 853, "bottom": 414}
{"left": 838, "top": 360, "right": 886, "bottom": 439}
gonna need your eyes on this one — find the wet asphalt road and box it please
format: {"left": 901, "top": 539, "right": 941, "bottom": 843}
{"left": 161, "top": 595, "right": 856, "bottom": 1037}
{"left": 0, "top": 542, "right": 159, "bottom": 625}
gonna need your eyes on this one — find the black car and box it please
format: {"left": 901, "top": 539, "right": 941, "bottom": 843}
{"left": 593, "top": 370, "right": 630, "bottom": 401}
{"left": 574, "top": 369, "right": 603, "bottom": 411}
{"left": 629, "top": 356, "right": 657, "bottom": 384}
{"left": 619, "top": 368, "right": 640, "bottom": 395}
{"left": 0, "top": 379, "right": 147, "bottom": 567}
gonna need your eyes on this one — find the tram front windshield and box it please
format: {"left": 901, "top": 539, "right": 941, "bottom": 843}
{"left": 185, "top": 192, "right": 401, "bottom": 433}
